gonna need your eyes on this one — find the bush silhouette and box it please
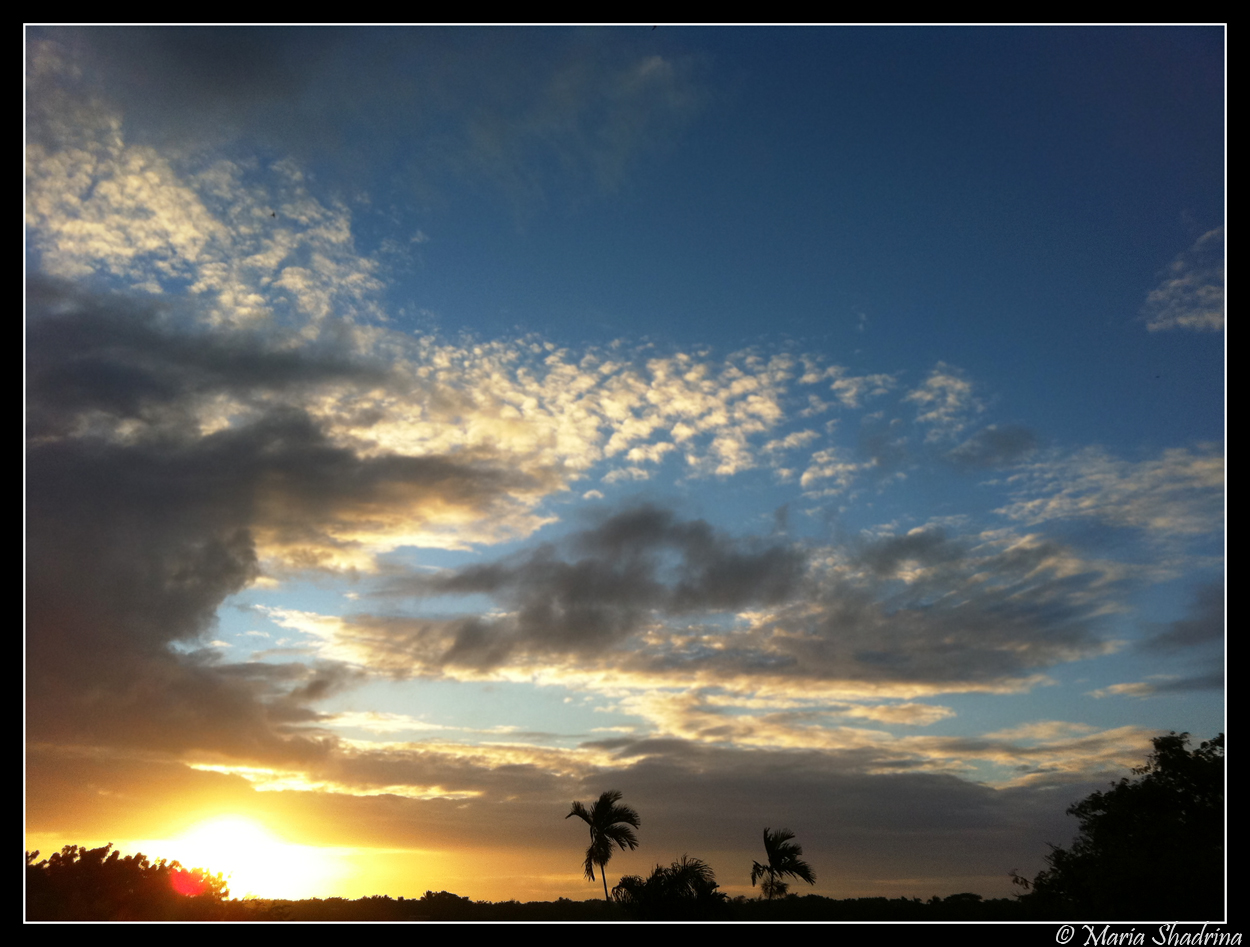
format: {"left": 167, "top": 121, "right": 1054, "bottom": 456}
{"left": 613, "top": 855, "right": 729, "bottom": 920}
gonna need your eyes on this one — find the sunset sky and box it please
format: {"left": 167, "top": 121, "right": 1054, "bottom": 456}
{"left": 25, "top": 26, "right": 1224, "bottom": 903}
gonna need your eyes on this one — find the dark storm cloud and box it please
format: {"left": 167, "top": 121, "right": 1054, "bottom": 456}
{"left": 374, "top": 505, "right": 809, "bottom": 669}
{"left": 25, "top": 279, "right": 550, "bottom": 756}
{"left": 947, "top": 424, "right": 1038, "bottom": 469}
{"left": 26, "top": 277, "right": 380, "bottom": 440}
{"left": 351, "top": 516, "right": 1115, "bottom": 686}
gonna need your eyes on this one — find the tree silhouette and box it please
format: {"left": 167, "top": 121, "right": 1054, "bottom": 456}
{"left": 613, "top": 855, "right": 729, "bottom": 920}
{"left": 566, "top": 790, "right": 641, "bottom": 900}
{"left": 751, "top": 827, "right": 816, "bottom": 900}
{"left": 1026, "top": 732, "right": 1224, "bottom": 919}
{"left": 26, "top": 843, "right": 228, "bottom": 920}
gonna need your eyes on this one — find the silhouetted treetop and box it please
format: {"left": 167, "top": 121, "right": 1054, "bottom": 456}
{"left": 26, "top": 843, "right": 228, "bottom": 921}
{"left": 613, "top": 855, "right": 729, "bottom": 920}
{"left": 1026, "top": 732, "right": 1224, "bottom": 920}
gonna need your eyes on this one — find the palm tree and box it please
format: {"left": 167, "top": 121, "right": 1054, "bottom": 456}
{"left": 750, "top": 827, "right": 816, "bottom": 900}
{"left": 566, "top": 790, "right": 641, "bottom": 900}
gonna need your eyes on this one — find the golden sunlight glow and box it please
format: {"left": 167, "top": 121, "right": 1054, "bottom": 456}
{"left": 143, "top": 816, "right": 352, "bottom": 900}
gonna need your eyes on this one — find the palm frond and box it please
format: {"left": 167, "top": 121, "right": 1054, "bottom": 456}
{"left": 667, "top": 855, "right": 715, "bottom": 895}
{"left": 750, "top": 860, "right": 768, "bottom": 886}
{"left": 603, "top": 823, "right": 640, "bottom": 851}
{"left": 763, "top": 827, "right": 798, "bottom": 859}
{"left": 781, "top": 857, "right": 816, "bottom": 885}
{"left": 757, "top": 827, "right": 816, "bottom": 890}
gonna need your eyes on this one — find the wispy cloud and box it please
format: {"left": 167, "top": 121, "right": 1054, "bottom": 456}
{"left": 1089, "top": 582, "right": 1227, "bottom": 698}
{"left": 1142, "top": 227, "right": 1224, "bottom": 332}
{"left": 997, "top": 445, "right": 1224, "bottom": 539}
{"left": 1088, "top": 674, "right": 1223, "bottom": 699}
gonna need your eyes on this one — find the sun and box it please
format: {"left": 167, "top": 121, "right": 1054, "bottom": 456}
{"left": 147, "top": 816, "right": 350, "bottom": 900}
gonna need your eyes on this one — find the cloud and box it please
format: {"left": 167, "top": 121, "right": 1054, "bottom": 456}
{"left": 26, "top": 120, "right": 915, "bottom": 760}
{"left": 997, "top": 445, "right": 1224, "bottom": 539}
{"left": 26, "top": 58, "right": 815, "bottom": 483}
{"left": 947, "top": 424, "right": 1038, "bottom": 469}
{"left": 1142, "top": 227, "right": 1225, "bottom": 332}
{"left": 905, "top": 363, "right": 984, "bottom": 441}
{"left": 371, "top": 505, "right": 808, "bottom": 669}
{"left": 26, "top": 278, "right": 560, "bottom": 566}
{"left": 28, "top": 28, "right": 705, "bottom": 209}
{"left": 796, "top": 362, "right": 897, "bottom": 409}
{"left": 1139, "top": 581, "right": 1224, "bottom": 651}
{"left": 26, "top": 125, "right": 384, "bottom": 332}
{"left": 799, "top": 447, "right": 866, "bottom": 494}
{"left": 982, "top": 721, "right": 1097, "bottom": 742}
{"left": 25, "top": 279, "right": 562, "bottom": 758}
{"left": 22, "top": 270, "right": 837, "bottom": 767}
{"left": 1088, "top": 581, "right": 1226, "bottom": 697}
{"left": 306, "top": 511, "right": 1124, "bottom": 702}
{"left": 1088, "top": 674, "right": 1223, "bottom": 699}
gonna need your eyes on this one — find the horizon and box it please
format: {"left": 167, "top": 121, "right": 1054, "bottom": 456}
{"left": 25, "top": 25, "right": 1224, "bottom": 904}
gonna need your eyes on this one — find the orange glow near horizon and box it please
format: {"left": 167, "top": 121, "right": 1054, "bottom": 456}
{"left": 135, "top": 816, "right": 353, "bottom": 900}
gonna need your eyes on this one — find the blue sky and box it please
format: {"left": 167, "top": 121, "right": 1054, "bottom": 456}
{"left": 26, "top": 26, "right": 1223, "bottom": 902}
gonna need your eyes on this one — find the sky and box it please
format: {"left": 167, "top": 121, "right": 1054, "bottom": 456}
{"left": 25, "top": 26, "right": 1224, "bottom": 904}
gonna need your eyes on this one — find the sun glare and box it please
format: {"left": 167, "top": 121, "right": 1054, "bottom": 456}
{"left": 144, "top": 816, "right": 350, "bottom": 900}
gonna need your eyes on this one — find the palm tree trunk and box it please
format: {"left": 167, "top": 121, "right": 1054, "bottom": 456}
{"left": 602, "top": 864, "right": 609, "bottom": 901}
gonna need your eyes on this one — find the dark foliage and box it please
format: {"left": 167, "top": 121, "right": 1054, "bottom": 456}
{"left": 26, "top": 843, "right": 229, "bottom": 921}
{"left": 1025, "top": 732, "right": 1224, "bottom": 919}
{"left": 729, "top": 893, "right": 1027, "bottom": 922}
{"left": 612, "top": 855, "right": 730, "bottom": 920}
{"left": 227, "top": 893, "right": 1028, "bottom": 921}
